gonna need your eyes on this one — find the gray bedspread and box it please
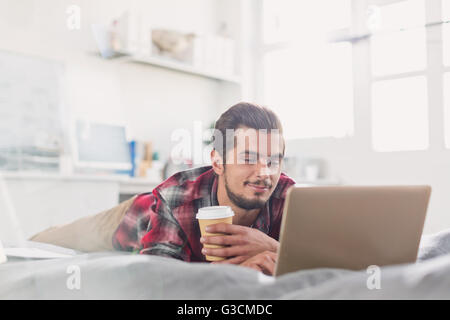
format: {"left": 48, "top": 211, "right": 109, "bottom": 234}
{"left": 1, "top": 229, "right": 450, "bottom": 299}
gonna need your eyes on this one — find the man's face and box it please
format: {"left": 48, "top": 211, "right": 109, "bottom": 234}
{"left": 221, "top": 127, "right": 284, "bottom": 210}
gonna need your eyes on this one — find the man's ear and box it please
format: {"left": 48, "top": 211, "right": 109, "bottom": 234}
{"left": 211, "top": 149, "right": 224, "bottom": 175}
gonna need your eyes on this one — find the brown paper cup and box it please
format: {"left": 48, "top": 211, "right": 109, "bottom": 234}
{"left": 196, "top": 205, "right": 235, "bottom": 262}
{"left": 198, "top": 216, "right": 233, "bottom": 261}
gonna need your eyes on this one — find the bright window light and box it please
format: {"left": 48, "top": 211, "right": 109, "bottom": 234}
{"left": 376, "top": 0, "right": 425, "bottom": 32}
{"left": 371, "top": 28, "right": 427, "bottom": 77}
{"left": 371, "top": 76, "right": 429, "bottom": 152}
{"left": 443, "top": 0, "right": 450, "bottom": 21}
{"left": 264, "top": 42, "right": 353, "bottom": 140}
{"left": 443, "top": 73, "right": 450, "bottom": 148}
{"left": 263, "top": 0, "right": 351, "bottom": 45}
{"left": 443, "top": 24, "right": 450, "bottom": 66}
{"left": 262, "top": 0, "right": 353, "bottom": 140}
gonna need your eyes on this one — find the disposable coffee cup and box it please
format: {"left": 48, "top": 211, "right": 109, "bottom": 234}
{"left": 196, "top": 206, "right": 234, "bottom": 261}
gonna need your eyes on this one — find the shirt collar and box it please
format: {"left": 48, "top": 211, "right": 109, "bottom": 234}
{"left": 210, "top": 173, "right": 219, "bottom": 206}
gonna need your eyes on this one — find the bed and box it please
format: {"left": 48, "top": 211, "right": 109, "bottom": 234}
{"left": 1, "top": 229, "right": 450, "bottom": 299}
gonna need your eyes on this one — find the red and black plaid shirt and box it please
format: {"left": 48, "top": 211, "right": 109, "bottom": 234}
{"left": 112, "top": 166, "right": 295, "bottom": 262}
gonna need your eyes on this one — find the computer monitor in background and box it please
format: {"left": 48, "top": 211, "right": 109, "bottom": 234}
{"left": 73, "top": 120, "right": 132, "bottom": 171}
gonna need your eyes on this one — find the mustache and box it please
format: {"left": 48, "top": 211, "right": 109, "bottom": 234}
{"left": 244, "top": 180, "right": 272, "bottom": 188}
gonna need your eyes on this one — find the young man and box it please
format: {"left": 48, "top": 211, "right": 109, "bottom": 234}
{"left": 31, "top": 102, "right": 295, "bottom": 275}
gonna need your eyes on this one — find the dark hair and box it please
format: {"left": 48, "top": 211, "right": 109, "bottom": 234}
{"left": 212, "top": 102, "right": 284, "bottom": 161}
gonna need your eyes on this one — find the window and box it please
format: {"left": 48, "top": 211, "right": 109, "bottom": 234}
{"left": 370, "top": 0, "right": 429, "bottom": 152}
{"left": 371, "top": 28, "right": 426, "bottom": 76}
{"left": 444, "top": 73, "right": 450, "bottom": 148}
{"left": 443, "top": 0, "right": 450, "bottom": 67}
{"left": 444, "top": 25, "right": 450, "bottom": 67}
{"left": 258, "top": 0, "right": 449, "bottom": 152}
{"left": 370, "top": 0, "right": 426, "bottom": 76}
{"left": 371, "top": 76, "right": 428, "bottom": 152}
{"left": 443, "top": 1, "right": 450, "bottom": 148}
{"left": 371, "top": 0, "right": 425, "bottom": 31}
{"left": 263, "top": 42, "right": 353, "bottom": 139}
{"left": 261, "top": 0, "right": 353, "bottom": 140}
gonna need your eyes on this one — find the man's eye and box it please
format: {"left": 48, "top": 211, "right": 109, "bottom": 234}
{"left": 242, "top": 157, "right": 256, "bottom": 164}
{"left": 269, "top": 159, "right": 281, "bottom": 167}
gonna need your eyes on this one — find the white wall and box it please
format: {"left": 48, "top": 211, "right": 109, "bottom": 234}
{"left": 0, "top": 0, "right": 239, "bottom": 159}
{"left": 3, "top": 0, "right": 446, "bottom": 237}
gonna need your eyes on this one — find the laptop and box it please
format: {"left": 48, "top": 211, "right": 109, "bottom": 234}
{"left": 274, "top": 185, "right": 431, "bottom": 277}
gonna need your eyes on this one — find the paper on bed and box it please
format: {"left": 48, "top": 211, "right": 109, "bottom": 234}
{"left": 4, "top": 247, "right": 73, "bottom": 259}
{"left": 2, "top": 240, "right": 79, "bottom": 260}
{"left": 0, "top": 240, "right": 6, "bottom": 264}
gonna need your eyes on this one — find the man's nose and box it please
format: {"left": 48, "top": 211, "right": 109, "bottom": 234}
{"left": 256, "top": 158, "right": 271, "bottom": 177}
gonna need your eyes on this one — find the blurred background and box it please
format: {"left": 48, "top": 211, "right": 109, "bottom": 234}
{"left": 0, "top": 0, "right": 449, "bottom": 242}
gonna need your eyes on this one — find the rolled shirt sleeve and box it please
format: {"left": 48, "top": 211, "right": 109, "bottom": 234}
{"left": 112, "top": 191, "right": 191, "bottom": 261}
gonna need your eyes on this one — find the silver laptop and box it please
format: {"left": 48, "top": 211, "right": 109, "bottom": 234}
{"left": 274, "top": 185, "right": 431, "bottom": 277}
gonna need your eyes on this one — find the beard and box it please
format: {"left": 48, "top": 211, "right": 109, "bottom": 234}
{"left": 224, "top": 172, "right": 271, "bottom": 210}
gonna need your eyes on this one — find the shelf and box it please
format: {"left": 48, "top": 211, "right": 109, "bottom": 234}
{"left": 104, "top": 50, "right": 241, "bottom": 84}
{"left": 130, "top": 54, "right": 241, "bottom": 84}
{"left": 0, "top": 171, "right": 161, "bottom": 185}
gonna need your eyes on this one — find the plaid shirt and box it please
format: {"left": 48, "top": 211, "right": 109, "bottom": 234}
{"left": 112, "top": 166, "right": 295, "bottom": 262}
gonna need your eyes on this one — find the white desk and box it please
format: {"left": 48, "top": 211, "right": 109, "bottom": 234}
{"left": 0, "top": 171, "right": 339, "bottom": 243}
{"left": 0, "top": 172, "right": 160, "bottom": 242}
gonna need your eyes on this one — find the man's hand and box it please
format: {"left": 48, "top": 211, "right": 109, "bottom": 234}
{"left": 200, "top": 223, "right": 279, "bottom": 263}
{"left": 238, "top": 251, "right": 277, "bottom": 275}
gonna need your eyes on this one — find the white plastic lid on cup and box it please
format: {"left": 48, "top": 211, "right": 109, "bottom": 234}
{"left": 196, "top": 206, "right": 235, "bottom": 220}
